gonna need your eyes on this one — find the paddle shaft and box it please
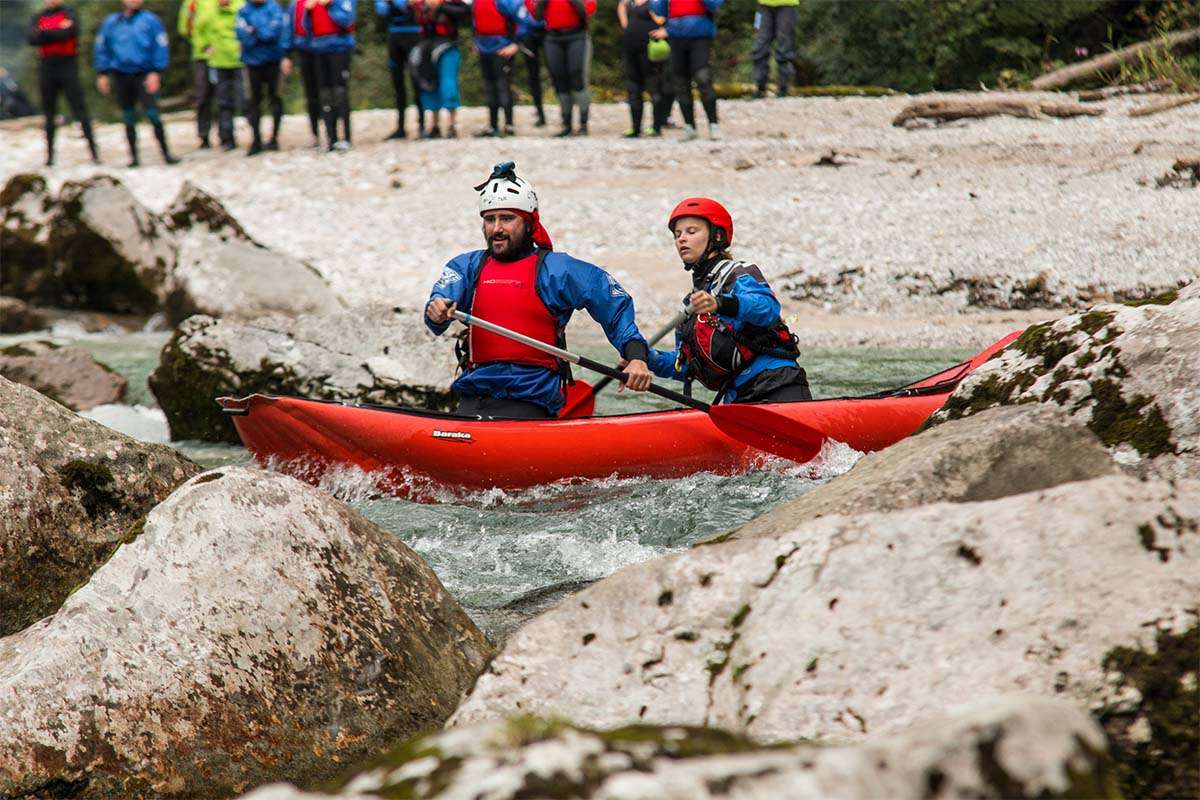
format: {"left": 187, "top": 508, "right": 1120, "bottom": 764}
{"left": 453, "top": 310, "right": 710, "bottom": 412}
{"left": 585, "top": 305, "right": 691, "bottom": 399}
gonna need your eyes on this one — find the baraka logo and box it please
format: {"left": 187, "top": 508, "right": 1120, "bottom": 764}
{"left": 432, "top": 430, "right": 472, "bottom": 441}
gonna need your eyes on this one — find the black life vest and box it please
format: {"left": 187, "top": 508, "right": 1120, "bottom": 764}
{"left": 677, "top": 259, "right": 799, "bottom": 392}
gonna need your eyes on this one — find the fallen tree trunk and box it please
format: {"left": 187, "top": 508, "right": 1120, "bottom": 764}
{"left": 1031, "top": 27, "right": 1200, "bottom": 90}
{"left": 1129, "top": 92, "right": 1200, "bottom": 117}
{"left": 892, "top": 97, "right": 1103, "bottom": 127}
{"left": 1078, "top": 79, "right": 1169, "bottom": 101}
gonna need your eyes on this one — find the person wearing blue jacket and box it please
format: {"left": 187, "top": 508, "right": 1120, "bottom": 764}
{"left": 425, "top": 162, "right": 652, "bottom": 418}
{"left": 238, "top": 0, "right": 290, "bottom": 154}
{"left": 649, "top": 0, "right": 721, "bottom": 140}
{"left": 289, "top": 0, "right": 356, "bottom": 151}
{"left": 375, "top": 0, "right": 422, "bottom": 139}
{"left": 472, "top": 0, "right": 530, "bottom": 137}
{"left": 646, "top": 197, "right": 811, "bottom": 404}
{"left": 94, "top": 0, "right": 178, "bottom": 167}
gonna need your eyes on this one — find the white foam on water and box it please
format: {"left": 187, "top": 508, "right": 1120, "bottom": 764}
{"left": 79, "top": 403, "right": 170, "bottom": 443}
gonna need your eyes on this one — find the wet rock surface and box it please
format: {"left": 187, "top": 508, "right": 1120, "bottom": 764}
{"left": 0, "top": 339, "right": 127, "bottom": 411}
{"left": 450, "top": 475, "right": 1199, "bottom": 799}
{"left": 237, "top": 697, "right": 1116, "bottom": 800}
{"left": 930, "top": 283, "right": 1200, "bottom": 478}
{"left": 0, "top": 296, "right": 48, "bottom": 333}
{"left": 0, "top": 466, "right": 492, "bottom": 799}
{"left": 721, "top": 404, "right": 1117, "bottom": 542}
{"left": 148, "top": 307, "right": 457, "bottom": 442}
{"left": 0, "top": 375, "right": 198, "bottom": 636}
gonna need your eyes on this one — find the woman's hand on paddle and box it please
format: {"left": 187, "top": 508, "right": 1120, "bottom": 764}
{"left": 688, "top": 291, "right": 718, "bottom": 314}
{"left": 617, "top": 359, "right": 653, "bottom": 392}
{"left": 426, "top": 298, "right": 457, "bottom": 325}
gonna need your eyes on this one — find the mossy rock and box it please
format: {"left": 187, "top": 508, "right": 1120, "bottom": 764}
{"left": 1100, "top": 625, "right": 1199, "bottom": 800}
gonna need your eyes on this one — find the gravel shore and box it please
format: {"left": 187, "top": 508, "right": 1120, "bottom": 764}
{"left": 4, "top": 92, "right": 1196, "bottom": 349}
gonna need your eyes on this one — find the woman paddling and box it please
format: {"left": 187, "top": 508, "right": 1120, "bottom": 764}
{"left": 640, "top": 197, "right": 812, "bottom": 404}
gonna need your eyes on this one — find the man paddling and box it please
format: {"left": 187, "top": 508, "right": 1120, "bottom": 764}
{"left": 425, "top": 161, "right": 652, "bottom": 418}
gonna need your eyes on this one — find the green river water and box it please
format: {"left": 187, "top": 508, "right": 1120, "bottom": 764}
{"left": 9, "top": 328, "right": 968, "bottom": 615}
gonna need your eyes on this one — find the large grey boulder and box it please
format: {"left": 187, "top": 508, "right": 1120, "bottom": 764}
{"left": 0, "top": 173, "right": 55, "bottom": 298}
{"left": 0, "top": 466, "right": 492, "bottom": 799}
{"left": 0, "top": 340, "right": 127, "bottom": 411}
{"left": 238, "top": 697, "right": 1116, "bottom": 800}
{"left": 165, "top": 232, "right": 343, "bottom": 326}
{"left": 0, "top": 376, "right": 198, "bottom": 636}
{"left": 722, "top": 404, "right": 1117, "bottom": 542}
{"left": 148, "top": 307, "right": 457, "bottom": 442}
{"left": 47, "top": 175, "right": 178, "bottom": 312}
{"left": 930, "top": 284, "right": 1200, "bottom": 478}
{"left": 450, "top": 475, "right": 1199, "bottom": 800}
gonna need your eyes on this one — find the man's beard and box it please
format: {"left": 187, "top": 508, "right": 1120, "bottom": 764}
{"left": 486, "top": 228, "right": 531, "bottom": 261}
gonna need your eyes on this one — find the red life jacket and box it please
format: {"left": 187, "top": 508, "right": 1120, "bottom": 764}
{"left": 36, "top": 10, "right": 78, "bottom": 58}
{"left": 668, "top": 0, "right": 707, "bottom": 18}
{"left": 542, "top": 0, "right": 594, "bottom": 31}
{"left": 294, "top": 1, "right": 354, "bottom": 38}
{"left": 473, "top": 0, "right": 510, "bottom": 37}
{"left": 676, "top": 260, "right": 800, "bottom": 391}
{"left": 468, "top": 252, "right": 561, "bottom": 372}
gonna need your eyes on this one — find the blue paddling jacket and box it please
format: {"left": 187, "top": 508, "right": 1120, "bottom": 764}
{"left": 94, "top": 8, "right": 169, "bottom": 74}
{"left": 375, "top": 0, "right": 420, "bottom": 34}
{"left": 425, "top": 248, "right": 649, "bottom": 414}
{"left": 288, "top": 0, "right": 356, "bottom": 55}
{"left": 237, "top": 1, "right": 291, "bottom": 66}
{"left": 648, "top": 268, "right": 797, "bottom": 403}
{"left": 649, "top": 0, "right": 721, "bottom": 39}
{"left": 473, "top": 0, "right": 532, "bottom": 55}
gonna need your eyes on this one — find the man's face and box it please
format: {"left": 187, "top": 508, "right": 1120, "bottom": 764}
{"left": 673, "top": 216, "right": 710, "bottom": 265}
{"left": 45, "top": 0, "right": 64, "bottom": 9}
{"left": 122, "top": 0, "right": 144, "bottom": 11}
{"left": 482, "top": 210, "right": 529, "bottom": 258}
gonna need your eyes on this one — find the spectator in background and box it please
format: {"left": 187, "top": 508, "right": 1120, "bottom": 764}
{"left": 473, "top": 0, "right": 530, "bottom": 137}
{"left": 617, "top": 0, "right": 670, "bottom": 138}
{"left": 197, "top": 0, "right": 246, "bottom": 152}
{"left": 94, "top": 0, "right": 179, "bottom": 167}
{"left": 535, "top": 0, "right": 595, "bottom": 137}
{"left": 412, "top": 0, "right": 470, "bottom": 139}
{"left": 27, "top": 0, "right": 100, "bottom": 166}
{"left": 750, "top": 0, "right": 796, "bottom": 97}
{"left": 650, "top": 0, "right": 721, "bottom": 140}
{"left": 295, "top": 0, "right": 357, "bottom": 151}
{"left": 375, "top": 0, "right": 423, "bottom": 139}
{"left": 515, "top": 0, "right": 546, "bottom": 128}
{"left": 237, "top": 0, "right": 290, "bottom": 155}
{"left": 178, "top": 0, "right": 216, "bottom": 148}
{"left": 284, "top": 0, "right": 325, "bottom": 148}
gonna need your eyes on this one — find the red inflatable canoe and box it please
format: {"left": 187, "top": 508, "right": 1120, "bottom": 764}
{"left": 218, "top": 331, "right": 1020, "bottom": 501}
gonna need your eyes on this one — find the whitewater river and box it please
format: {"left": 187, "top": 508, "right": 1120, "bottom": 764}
{"left": 9, "top": 327, "right": 968, "bottom": 626}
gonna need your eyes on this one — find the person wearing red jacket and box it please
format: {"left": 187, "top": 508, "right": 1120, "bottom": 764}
{"left": 26, "top": 0, "right": 99, "bottom": 166}
{"left": 532, "top": 0, "right": 595, "bottom": 136}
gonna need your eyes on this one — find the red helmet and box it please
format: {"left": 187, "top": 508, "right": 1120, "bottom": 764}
{"left": 668, "top": 197, "right": 733, "bottom": 248}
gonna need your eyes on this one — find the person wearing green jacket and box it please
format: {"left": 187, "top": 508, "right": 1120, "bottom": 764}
{"left": 179, "top": 0, "right": 217, "bottom": 146}
{"left": 196, "top": 0, "right": 245, "bottom": 150}
{"left": 750, "top": 0, "right": 797, "bottom": 98}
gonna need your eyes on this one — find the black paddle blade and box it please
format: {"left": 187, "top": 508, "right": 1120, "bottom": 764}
{"left": 710, "top": 404, "right": 825, "bottom": 464}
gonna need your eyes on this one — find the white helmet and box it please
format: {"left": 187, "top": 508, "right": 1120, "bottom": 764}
{"left": 476, "top": 161, "right": 538, "bottom": 215}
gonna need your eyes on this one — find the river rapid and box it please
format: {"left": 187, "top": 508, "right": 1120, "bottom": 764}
{"left": 7, "top": 325, "right": 968, "bottom": 631}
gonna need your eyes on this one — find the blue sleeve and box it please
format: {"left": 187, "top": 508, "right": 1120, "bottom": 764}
{"left": 93, "top": 17, "right": 112, "bottom": 72}
{"left": 648, "top": 343, "right": 686, "bottom": 380}
{"left": 424, "top": 253, "right": 476, "bottom": 336}
{"left": 649, "top": 0, "right": 667, "bottom": 16}
{"left": 539, "top": 256, "right": 647, "bottom": 358}
{"left": 374, "top": 0, "right": 390, "bottom": 15}
{"left": 149, "top": 14, "right": 169, "bottom": 72}
{"left": 726, "top": 273, "right": 781, "bottom": 327}
{"left": 261, "top": 6, "right": 283, "bottom": 43}
{"left": 329, "top": 0, "right": 357, "bottom": 28}
{"left": 236, "top": 9, "right": 254, "bottom": 48}
{"left": 702, "top": 0, "right": 722, "bottom": 11}
{"left": 500, "top": 0, "right": 526, "bottom": 23}
{"left": 279, "top": 6, "right": 293, "bottom": 50}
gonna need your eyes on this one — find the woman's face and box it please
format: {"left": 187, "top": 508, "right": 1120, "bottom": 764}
{"left": 673, "top": 216, "right": 710, "bottom": 266}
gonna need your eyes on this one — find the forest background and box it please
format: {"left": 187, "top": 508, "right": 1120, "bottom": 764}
{"left": 1, "top": 0, "right": 1197, "bottom": 121}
